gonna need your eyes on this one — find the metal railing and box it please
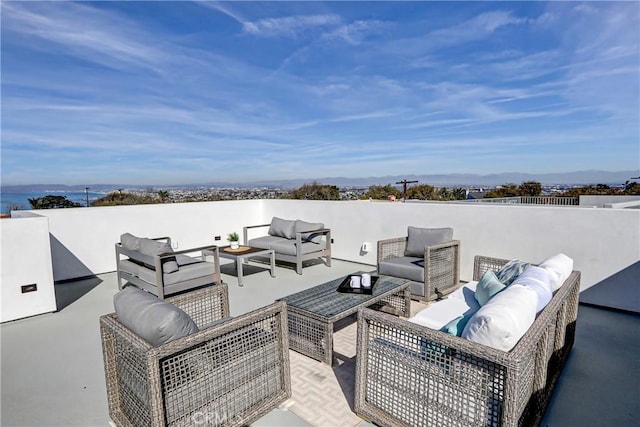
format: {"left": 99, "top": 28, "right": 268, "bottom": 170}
{"left": 464, "top": 196, "right": 579, "bottom": 206}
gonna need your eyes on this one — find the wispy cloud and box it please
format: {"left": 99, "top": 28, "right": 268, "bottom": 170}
{"left": 243, "top": 14, "right": 342, "bottom": 38}
{"left": 321, "top": 19, "right": 390, "bottom": 45}
{"left": 428, "top": 10, "right": 527, "bottom": 45}
{"left": 1, "top": 2, "right": 168, "bottom": 73}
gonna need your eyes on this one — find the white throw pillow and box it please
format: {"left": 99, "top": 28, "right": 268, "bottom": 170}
{"left": 512, "top": 265, "right": 553, "bottom": 313}
{"left": 539, "top": 253, "right": 573, "bottom": 291}
{"left": 461, "top": 284, "right": 537, "bottom": 352}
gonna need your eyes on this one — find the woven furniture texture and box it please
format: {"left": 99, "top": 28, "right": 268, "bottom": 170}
{"left": 355, "top": 255, "right": 580, "bottom": 427}
{"left": 100, "top": 284, "right": 291, "bottom": 427}
{"left": 377, "top": 236, "right": 460, "bottom": 302}
{"left": 278, "top": 275, "right": 410, "bottom": 364}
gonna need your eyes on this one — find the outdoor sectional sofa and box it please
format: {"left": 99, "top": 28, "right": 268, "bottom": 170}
{"left": 243, "top": 217, "right": 331, "bottom": 274}
{"left": 355, "top": 254, "right": 580, "bottom": 427}
{"left": 116, "top": 233, "right": 221, "bottom": 299}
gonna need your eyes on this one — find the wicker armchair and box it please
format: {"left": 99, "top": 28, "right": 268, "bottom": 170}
{"left": 100, "top": 284, "right": 291, "bottom": 427}
{"left": 355, "top": 255, "right": 580, "bottom": 427}
{"left": 377, "top": 229, "right": 460, "bottom": 302}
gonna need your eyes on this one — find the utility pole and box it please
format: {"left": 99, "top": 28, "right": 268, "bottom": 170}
{"left": 395, "top": 179, "right": 418, "bottom": 202}
{"left": 85, "top": 187, "right": 90, "bottom": 207}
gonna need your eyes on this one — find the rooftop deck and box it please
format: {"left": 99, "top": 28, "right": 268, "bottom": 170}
{"left": 1, "top": 258, "right": 638, "bottom": 426}
{"left": 2, "top": 198, "right": 639, "bottom": 426}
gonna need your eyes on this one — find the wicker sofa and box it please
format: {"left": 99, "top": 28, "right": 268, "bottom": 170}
{"left": 116, "top": 233, "right": 221, "bottom": 299}
{"left": 355, "top": 255, "right": 580, "bottom": 427}
{"left": 243, "top": 217, "right": 331, "bottom": 274}
{"left": 100, "top": 284, "right": 291, "bottom": 427}
{"left": 377, "top": 226, "right": 460, "bottom": 302}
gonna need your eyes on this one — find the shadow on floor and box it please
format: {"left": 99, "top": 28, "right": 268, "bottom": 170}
{"left": 579, "top": 261, "right": 640, "bottom": 314}
{"left": 54, "top": 276, "right": 103, "bottom": 311}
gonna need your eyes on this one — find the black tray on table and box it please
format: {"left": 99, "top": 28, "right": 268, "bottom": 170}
{"left": 337, "top": 275, "right": 378, "bottom": 295}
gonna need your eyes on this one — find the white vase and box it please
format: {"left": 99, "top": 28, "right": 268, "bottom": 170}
{"left": 230, "top": 241, "right": 239, "bottom": 249}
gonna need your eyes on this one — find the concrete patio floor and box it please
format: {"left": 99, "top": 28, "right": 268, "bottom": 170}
{"left": 1, "top": 258, "right": 638, "bottom": 426}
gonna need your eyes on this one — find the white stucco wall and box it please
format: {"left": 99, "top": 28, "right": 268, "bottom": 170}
{"left": 12, "top": 199, "right": 640, "bottom": 300}
{"left": 14, "top": 200, "right": 265, "bottom": 281}
{"left": 259, "top": 199, "right": 640, "bottom": 291}
{"left": 1, "top": 213, "right": 56, "bottom": 322}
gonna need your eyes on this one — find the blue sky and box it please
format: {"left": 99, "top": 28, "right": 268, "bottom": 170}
{"left": 1, "top": 1, "right": 638, "bottom": 186}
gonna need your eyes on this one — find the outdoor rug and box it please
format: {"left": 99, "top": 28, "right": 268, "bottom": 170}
{"left": 285, "top": 302, "right": 428, "bottom": 427}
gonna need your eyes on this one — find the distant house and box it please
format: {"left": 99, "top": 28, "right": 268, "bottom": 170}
{"left": 466, "top": 189, "right": 487, "bottom": 200}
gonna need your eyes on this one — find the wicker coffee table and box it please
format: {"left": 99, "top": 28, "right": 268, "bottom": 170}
{"left": 278, "top": 274, "right": 410, "bottom": 364}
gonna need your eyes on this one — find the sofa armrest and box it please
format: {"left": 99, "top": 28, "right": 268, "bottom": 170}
{"left": 355, "top": 307, "right": 530, "bottom": 427}
{"left": 243, "top": 224, "right": 271, "bottom": 245}
{"left": 294, "top": 227, "right": 331, "bottom": 244}
{"left": 377, "top": 236, "right": 407, "bottom": 262}
{"left": 473, "top": 255, "right": 511, "bottom": 281}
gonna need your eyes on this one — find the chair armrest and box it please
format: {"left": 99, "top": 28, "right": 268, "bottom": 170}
{"left": 154, "top": 301, "right": 289, "bottom": 357}
{"left": 424, "top": 240, "right": 461, "bottom": 299}
{"left": 377, "top": 236, "right": 407, "bottom": 262}
{"left": 165, "top": 282, "right": 229, "bottom": 328}
{"left": 243, "top": 224, "right": 271, "bottom": 245}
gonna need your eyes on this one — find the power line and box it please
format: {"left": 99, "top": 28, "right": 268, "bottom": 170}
{"left": 395, "top": 179, "right": 418, "bottom": 202}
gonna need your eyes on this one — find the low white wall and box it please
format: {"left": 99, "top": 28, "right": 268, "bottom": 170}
{"left": 14, "top": 200, "right": 264, "bottom": 282}
{"left": 1, "top": 214, "right": 56, "bottom": 322}
{"left": 580, "top": 195, "right": 640, "bottom": 207}
{"left": 260, "top": 200, "right": 640, "bottom": 292}
{"left": 16, "top": 199, "right": 640, "bottom": 298}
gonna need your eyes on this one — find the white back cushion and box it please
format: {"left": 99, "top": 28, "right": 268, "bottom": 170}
{"left": 513, "top": 265, "right": 553, "bottom": 313}
{"left": 539, "top": 253, "right": 573, "bottom": 291}
{"left": 461, "top": 283, "right": 537, "bottom": 352}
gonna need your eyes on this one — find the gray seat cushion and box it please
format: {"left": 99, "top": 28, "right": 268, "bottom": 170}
{"left": 248, "top": 235, "right": 284, "bottom": 250}
{"left": 405, "top": 227, "right": 453, "bottom": 257}
{"left": 114, "top": 286, "right": 198, "bottom": 347}
{"left": 269, "top": 239, "right": 325, "bottom": 256}
{"left": 137, "top": 259, "right": 216, "bottom": 286}
{"left": 378, "top": 256, "right": 425, "bottom": 283}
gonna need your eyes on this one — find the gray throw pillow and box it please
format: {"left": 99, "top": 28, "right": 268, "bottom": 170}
{"left": 295, "top": 220, "right": 324, "bottom": 243}
{"left": 268, "top": 217, "right": 296, "bottom": 239}
{"left": 120, "top": 233, "right": 141, "bottom": 251}
{"left": 114, "top": 286, "right": 198, "bottom": 347}
{"left": 138, "top": 238, "right": 179, "bottom": 273}
{"left": 405, "top": 226, "right": 454, "bottom": 257}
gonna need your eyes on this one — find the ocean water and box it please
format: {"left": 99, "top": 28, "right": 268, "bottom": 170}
{"left": 0, "top": 191, "right": 105, "bottom": 213}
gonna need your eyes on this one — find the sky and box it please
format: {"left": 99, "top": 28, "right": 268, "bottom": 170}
{"left": 1, "top": 1, "right": 639, "bottom": 186}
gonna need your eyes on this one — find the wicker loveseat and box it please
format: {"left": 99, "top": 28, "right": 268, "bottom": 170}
{"left": 100, "top": 284, "right": 291, "bottom": 427}
{"left": 244, "top": 217, "right": 331, "bottom": 275}
{"left": 355, "top": 255, "right": 580, "bottom": 427}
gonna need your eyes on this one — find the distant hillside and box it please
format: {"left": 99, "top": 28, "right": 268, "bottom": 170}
{"left": 2, "top": 169, "right": 637, "bottom": 192}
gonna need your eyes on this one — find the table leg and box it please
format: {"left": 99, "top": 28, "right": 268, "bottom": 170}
{"left": 236, "top": 259, "right": 244, "bottom": 287}
{"left": 269, "top": 250, "right": 276, "bottom": 277}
